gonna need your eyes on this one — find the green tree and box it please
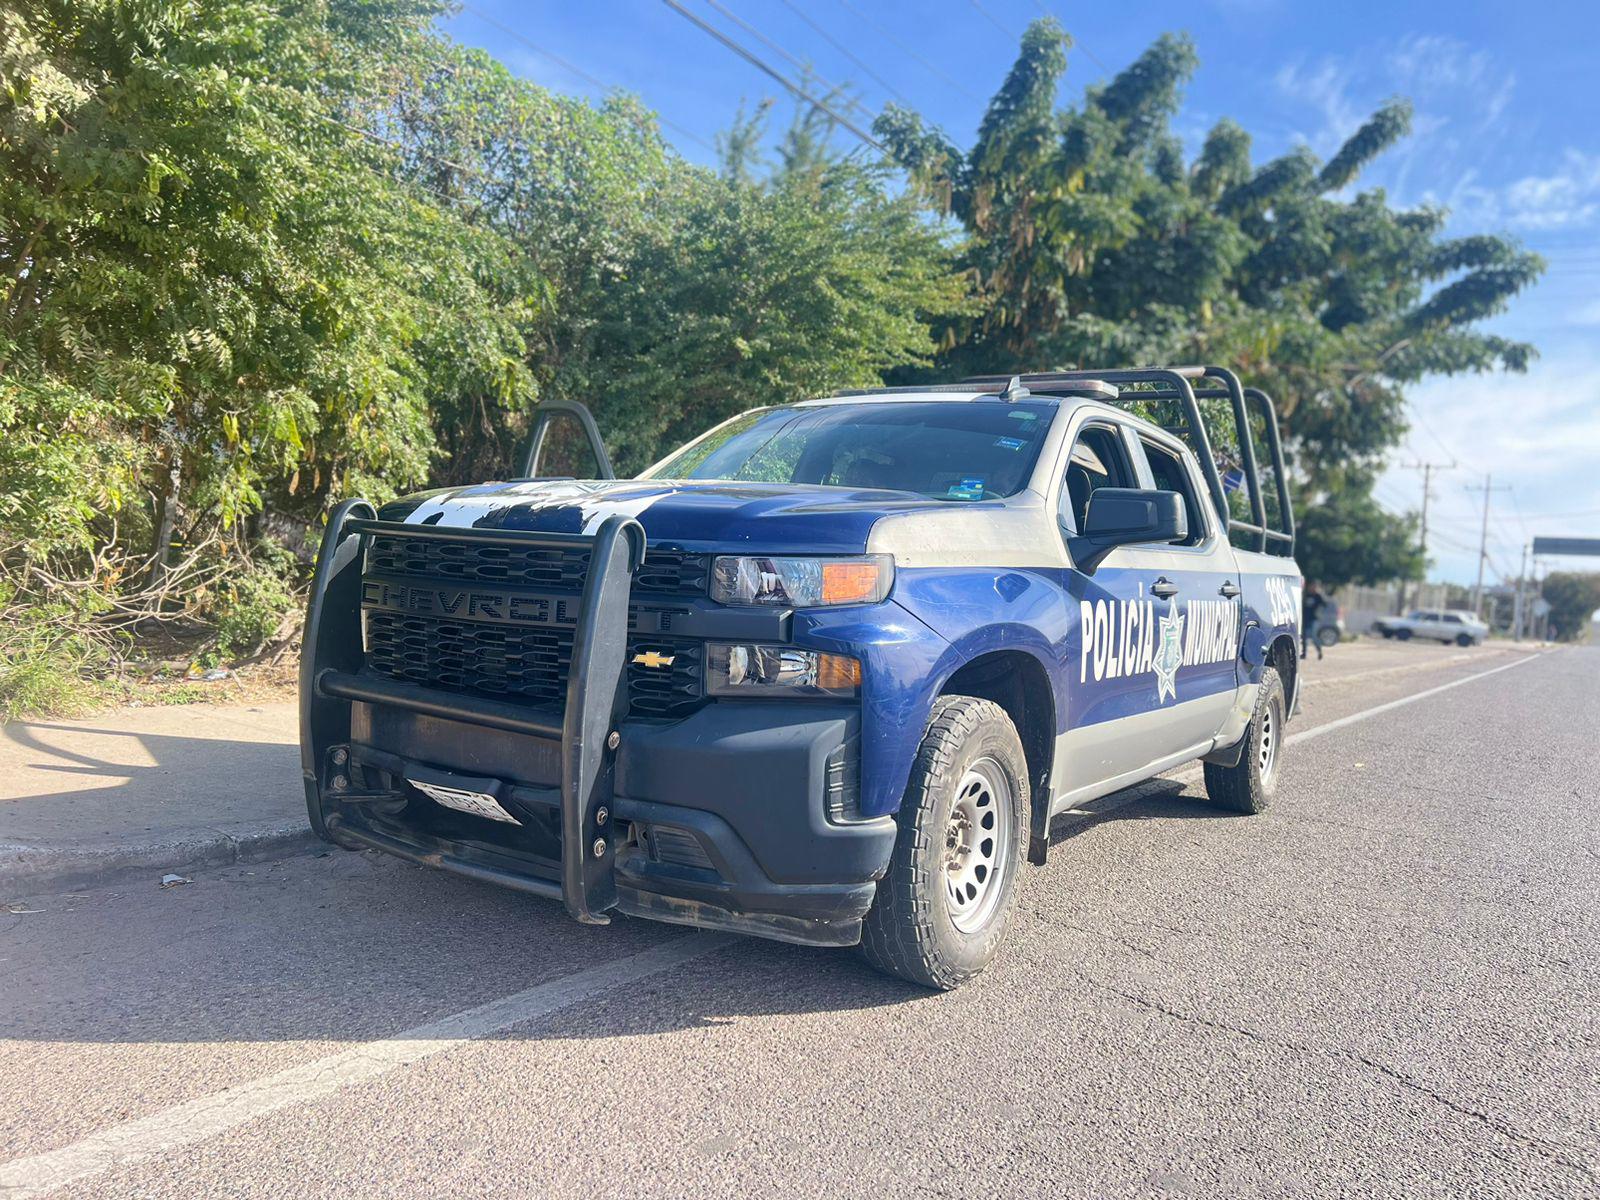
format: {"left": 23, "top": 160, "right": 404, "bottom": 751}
{"left": 1539, "top": 572, "right": 1600, "bottom": 642}
{"left": 388, "top": 56, "right": 969, "bottom": 476}
{"left": 0, "top": 0, "right": 535, "bottom": 695}
{"left": 0, "top": 0, "right": 525, "bottom": 565}
{"left": 876, "top": 19, "right": 1543, "bottom": 580}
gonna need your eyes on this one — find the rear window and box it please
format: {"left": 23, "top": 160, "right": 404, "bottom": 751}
{"left": 643, "top": 401, "right": 1056, "bottom": 500}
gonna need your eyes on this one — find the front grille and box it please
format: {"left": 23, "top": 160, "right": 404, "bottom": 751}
{"left": 361, "top": 530, "right": 707, "bottom": 720}
{"left": 365, "top": 610, "right": 575, "bottom": 709}
{"left": 627, "top": 640, "right": 703, "bottom": 717}
{"left": 366, "top": 534, "right": 707, "bottom": 596}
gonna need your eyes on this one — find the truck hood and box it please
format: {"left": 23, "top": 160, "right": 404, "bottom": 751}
{"left": 375, "top": 479, "right": 955, "bottom": 554}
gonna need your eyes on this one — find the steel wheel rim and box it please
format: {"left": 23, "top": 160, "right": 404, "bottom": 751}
{"left": 942, "top": 756, "right": 1013, "bottom": 934}
{"left": 1258, "top": 696, "right": 1281, "bottom": 782}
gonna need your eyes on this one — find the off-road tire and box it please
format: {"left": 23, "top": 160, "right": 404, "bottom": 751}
{"left": 1203, "top": 667, "right": 1285, "bottom": 816}
{"left": 860, "top": 696, "right": 1029, "bottom": 990}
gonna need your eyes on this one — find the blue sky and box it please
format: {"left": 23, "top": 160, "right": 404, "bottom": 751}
{"left": 443, "top": 1, "right": 1600, "bottom": 585}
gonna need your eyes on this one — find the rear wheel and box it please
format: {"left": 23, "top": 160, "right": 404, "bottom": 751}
{"left": 1315, "top": 626, "right": 1340, "bottom": 649}
{"left": 1395, "top": 627, "right": 1412, "bottom": 641}
{"left": 1203, "top": 668, "right": 1284, "bottom": 815}
{"left": 860, "top": 696, "right": 1028, "bottom": 990}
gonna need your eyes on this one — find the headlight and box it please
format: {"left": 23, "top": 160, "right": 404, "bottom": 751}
{"left": 706, "top": 643, "right": 861, "bottom": 697}
{"left": 710, "top": 555, "right": 893, "bottom": 607}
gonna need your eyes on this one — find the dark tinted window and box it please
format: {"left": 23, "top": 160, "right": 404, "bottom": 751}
{"left": 1061, "top": 424, "right": 1137, "bottom": 532}
{"left": 644, "top": 402, "right": 1055, "bottom": 500}
{"left": 1140, "top": 437, "right": 1203, "bottom": 546}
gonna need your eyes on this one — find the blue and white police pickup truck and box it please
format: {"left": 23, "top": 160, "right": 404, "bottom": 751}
{"left": 301, "top": 367, "right": 1301, "bottom": 988}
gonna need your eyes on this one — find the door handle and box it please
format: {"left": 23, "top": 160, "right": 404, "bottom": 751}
{"left": 1219, "top": 581, "right": 1241, "bottom": 598}
{"left": 1152, "top": 577, "right": 1180, "bottom": 599}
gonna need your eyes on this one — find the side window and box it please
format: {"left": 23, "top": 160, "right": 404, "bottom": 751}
{"left": 1139, "top": 437, "right": 1205, "bottom": 546}
{"left": 1060, "top": 424, "right": 1137, "bottom": 534}
{"left": 1442, "top": 613, "right": 1462, "bottom": 625}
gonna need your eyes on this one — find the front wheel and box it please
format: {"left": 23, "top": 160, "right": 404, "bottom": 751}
{"left": 1395, "top": 628, "right": 1412, "bottom": 641}
{"left": 860, "top": 696, "right": 1029, "bottom": 990}
{"left": 1315, "top": 626, "right": 1340, "bottom": 649}
{"left": 1203, "top": 667, "right": 1285, "bottom": 815}
{"left": 1456, "top": 633, "right": 1474, "bottom": 647}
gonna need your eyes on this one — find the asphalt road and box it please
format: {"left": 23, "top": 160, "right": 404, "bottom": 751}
{"left": 3, "top": 642, "right": 1595, "bottom": 1198}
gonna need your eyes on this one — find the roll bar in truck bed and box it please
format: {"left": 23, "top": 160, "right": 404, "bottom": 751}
{"left": 961, "top": 365, "right": 1295, "bottom": 556}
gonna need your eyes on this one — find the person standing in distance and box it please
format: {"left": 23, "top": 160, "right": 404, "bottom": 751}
{"left": 1301, "top": 580, "right": 1329, "bottom": 660}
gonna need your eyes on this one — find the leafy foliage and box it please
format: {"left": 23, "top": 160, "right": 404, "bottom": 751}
{"left": 1539, "top": 572, "right": 1600, "bottom": 642}
{"left": 0, "top": 0, "right": 963, "bottom": 685}
{"left": 875, "top": 18, "right": 1544, "bottom": 577}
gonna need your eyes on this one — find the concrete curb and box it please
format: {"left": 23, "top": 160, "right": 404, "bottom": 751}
{"left": 0, "top": 824, "right": 322, "bottom": 896}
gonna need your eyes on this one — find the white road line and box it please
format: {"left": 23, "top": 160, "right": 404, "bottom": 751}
{"left": 1284, "top": 651, "right": 1540, "bottom": 747}
{"left": 0, "top": 933, "right": 732, "bottom": 1199}
{"left": 0, "top": 653, "right": 1552, "bottom": 1196}
{"left": 1063, "top": 650, "right": 1545, "bottom": 816}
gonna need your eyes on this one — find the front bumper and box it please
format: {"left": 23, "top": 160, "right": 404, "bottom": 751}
{"left": 300, "top": 504, "right": 895, "bottom": 947}
{"left": 318, "top": 699, "right": 894, "bottom": 946}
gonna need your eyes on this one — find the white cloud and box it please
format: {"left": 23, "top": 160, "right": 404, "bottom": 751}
{"left": 1387, "top": 35, "right": 1491, "bottom": 93}
{"left": 1569, "top": 299, "right": 1600, "bottom": 327}
{"left": 1502, "top": 150, "right": 1600, "bottom": 230}
{"left": 1272, "top": 58, "right": 1364, "bottom": 154}
{"left": 1378, "top": 351, "right": 1600, "bottom": 582}
{"left": 1436, "top": 149, "right": 1600, "bottom": 232}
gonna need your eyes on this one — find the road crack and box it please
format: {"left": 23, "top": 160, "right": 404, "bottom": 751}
{"left": 1095, "top": 981, "right": 1599, "bottom": 1187}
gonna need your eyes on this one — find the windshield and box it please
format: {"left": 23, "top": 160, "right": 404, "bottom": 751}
{"left": 641, "top": 401, "right": 1056, "bottom": 500}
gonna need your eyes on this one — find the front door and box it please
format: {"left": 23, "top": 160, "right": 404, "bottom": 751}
{"left": 1053, "top": 418, "right": 1243, "bottom": 806}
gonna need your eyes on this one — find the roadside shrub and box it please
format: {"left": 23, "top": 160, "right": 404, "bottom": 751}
{"left": 211, "top": 544, "right": 304, "bottom": 660}
{"left": 0, "top": 601, "right": 123, "bottom": 722}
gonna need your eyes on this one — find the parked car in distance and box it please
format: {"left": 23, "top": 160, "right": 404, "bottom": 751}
{"left": 1310, "top": 603, "right": 1344, "bottom": 649}
{"left": 1371, "top": 608, "right": 1488, "bottom": 646}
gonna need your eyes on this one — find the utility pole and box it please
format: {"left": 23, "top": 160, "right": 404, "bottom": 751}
{"left": 1466, "top": 474, "right": 1511, "bottom": 620}
{"left": 1513, "top": 542, "right": 1529, "bottom": 641}
{"left": 1397, "top": 461, "right": 1452, "bottom": 613}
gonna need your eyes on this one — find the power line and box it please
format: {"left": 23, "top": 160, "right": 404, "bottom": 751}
{"left": 834, "top": 0, "right": 985, "bottom": 102}
{"left": 970, "top": 0, "right": 1016, "bottom": 39}
{"left": 1032, "top": 1, "right": 1112, "bottom": 77}
{"left": 700, "top": 0, "right": 872, "bottom": 120}
{"left": 661, "top": 0, "right": 886, "bottom": 151}
{"left": 458, "top": 2, "right": 715, "bottom": 151}
{"left": 1508, "top": 504, "right": 1600, "bottom": 520}
{"left": 777, "top": 0, "right": 911, "bottom": 106}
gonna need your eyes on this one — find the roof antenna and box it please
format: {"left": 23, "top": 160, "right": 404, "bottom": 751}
{"left": 999, "top": 374, "right": 1031, "bottom": 402}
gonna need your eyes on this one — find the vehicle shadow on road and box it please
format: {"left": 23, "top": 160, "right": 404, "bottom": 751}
{"left": 0, "top": 840, "right": 934, "bottom": 1046}
{"left": 1046, "top": 776, "right": 1240, "bottom": 850}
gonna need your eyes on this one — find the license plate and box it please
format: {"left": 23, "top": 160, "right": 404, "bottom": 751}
{"left": 408, "top": 778, "right": 522, "bottom": 826}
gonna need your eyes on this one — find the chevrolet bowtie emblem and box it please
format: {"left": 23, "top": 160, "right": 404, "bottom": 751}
{"left": 631, "top": 650, "right": 676, "bottom": 670}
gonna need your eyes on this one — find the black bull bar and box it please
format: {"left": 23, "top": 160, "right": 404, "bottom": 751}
{"left": 299, "top": 500, "right": 647, "bottom": 925}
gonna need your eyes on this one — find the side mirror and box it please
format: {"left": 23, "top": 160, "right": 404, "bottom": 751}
{"left": 1067, "top": 488, "right": 1187, "bottom": 573}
